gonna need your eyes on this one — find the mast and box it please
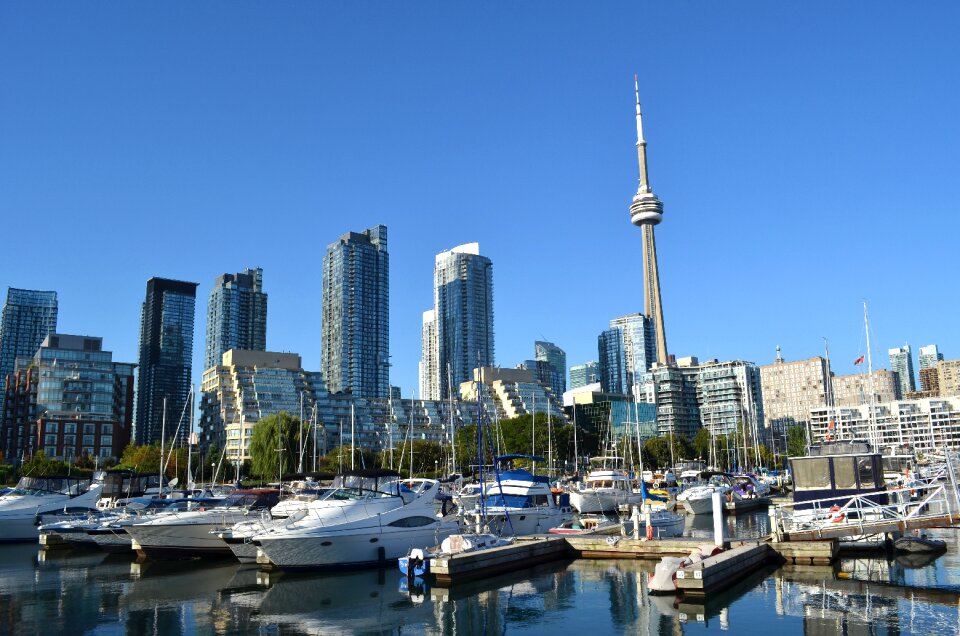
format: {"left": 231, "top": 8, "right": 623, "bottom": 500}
{"left": 408, "top": 389, "right": 414, "bottom": 480}
{"left": 159, "top": 397, "right": 166, "bottom": 495}
{"left": 864, "top": 302, "right": 878, "bottom": 449}
{"left": 186, "top": 387, "right": 193, "bottom": 490}
{"left": 350, "top": 404, "right": 356, "bottom": 471}
{"left": 448, "top": 363, "right": 456, "bottom": 476}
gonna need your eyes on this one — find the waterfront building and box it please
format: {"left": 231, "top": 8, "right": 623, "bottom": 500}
{"left": 810, "top": 397, "right": 960, "bottom": 456}
{"left": 938, "top": 360, "right": 960, "bottom": 397}
{"left": 420, "top": 243, "right": 494, "bottom": 401}
{"left": 697, "top": 359, "right": 764, "bottom": 439}
{"left": 640, "top": 356, "right": 701, "bottom": 438}
{"left": 202, "top": 268, "right": 267, "bottom": 371}
{"left": 458, "top": 367, "right": 565, "bottom": 422}
{"left": 831, "top": 369, "right": 900, "bottom": 407}
{"left": 570, "top": 361, "right": 600, "bottom": 390}
{"left": 134, "top": 277, "right": 198, "bottom": 446}
{"left": 628, "top": 77, "right": 670, "bottom": 367}
{"left": 888, "top": 344, "right": 915, "bottom": 397}
{"left": 1, "top": 334, "right": 134, "bottom": 462}
{"left": 598, "top": 313, "right": 655, "bottom": 399}
{"left": 566, "top": 390, "right": 657, "bottom": 448}
{"left": 0, "top": 288, "right": 58, "bottom": 385}
{"left": 759, "top": 351, "right": 831, "bottom": 433}
{"left": 321, "top": 226, "right": 389, "bottom": 398}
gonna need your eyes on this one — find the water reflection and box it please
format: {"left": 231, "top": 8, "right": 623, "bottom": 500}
{"left": 0, "top": 526, "right": 958, "bottom": 634}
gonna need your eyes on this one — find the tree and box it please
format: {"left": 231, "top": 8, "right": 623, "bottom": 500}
{"left": 248, "top": 412, "right": 315, "bottom": 480}
{"left": 786, "top": 425, "right": 808, "bottom": 459}
{"left": 18, "top": 451, "right": 73, "bottom": 477}
{"left": 116, "top": 444, "right": 162, "bottom": 475}
{"left": 317, "top": 444, "right": 378, "bottom": 474}
{"left": 692, "top": 427, "right": 712, "bottom": 462}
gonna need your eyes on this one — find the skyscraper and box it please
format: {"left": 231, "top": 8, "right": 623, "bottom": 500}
{"left": 203, "top": 268, "right": 267, "bottom": 371}
{"left": 919, "top": 344, "right": 944, "bottom": 370}
{"left": 598, "top": 313, "right": 655, "bottom": 398}
{"left": 569, "top": 361, "right": 600, "bottom": 390}
{"left": 534, "top": 341, "right": 566, "bottom": 396}
{"left": 134, "top": 277, "right": 198, "bottom": 445}
{"left": 629, "top": 77, "right": 669, "bottom": 367}
{"left": 419, "top": 309, "right": 438, "bottom": 400}
{"left": 321, "top": 225, "right": 389, "bottom": 398}
{"left": 888, "top": 344, "right": 915, "bottom": 398}
{"left": 421, "top": 243, "right": 494, "bottom": 400}
{"left": 0, "top": 288, "right": 58, "bottom": 383}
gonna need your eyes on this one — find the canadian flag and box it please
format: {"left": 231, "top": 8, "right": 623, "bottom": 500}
{"left": 854, "top": 355, "right": 865, "bottom": 365}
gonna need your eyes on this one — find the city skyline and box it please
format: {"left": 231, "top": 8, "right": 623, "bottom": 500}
{"left": 2, "top": 4, "right": 958, "bottom": 397}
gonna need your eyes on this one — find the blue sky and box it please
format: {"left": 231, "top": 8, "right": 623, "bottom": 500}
{"left": 1, "top": 2, "right": 957, "bottom": 394}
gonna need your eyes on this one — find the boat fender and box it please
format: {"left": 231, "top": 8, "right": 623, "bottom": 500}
{"left": 726, "top": 492, "right": 734, "bottom": 503}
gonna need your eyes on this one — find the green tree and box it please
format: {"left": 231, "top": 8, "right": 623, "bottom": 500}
{"left": 116, "top": 444, "right": 162, "bottom": 475}
{"left": 317, "top": 444, "right": 378, "bottom": 475}
{"left": 248, "top": 412, "right": 312, "bottom": 480}
{"left": 692, "top": 427, "right": 712, "bottom": 462}
{"left": 786, "top": 425, "right": 808, "bottom": 459}
{"left": 19, "top": 451, "right": 73, "bottom": 477}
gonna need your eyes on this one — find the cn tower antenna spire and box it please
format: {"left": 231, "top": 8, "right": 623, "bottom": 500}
{"left": 628, "top": 75, "right": 669, "bottom": 367}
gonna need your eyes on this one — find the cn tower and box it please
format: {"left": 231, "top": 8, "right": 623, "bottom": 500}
{"left": 629, "top": 76, "right": 670, "bottom": 366}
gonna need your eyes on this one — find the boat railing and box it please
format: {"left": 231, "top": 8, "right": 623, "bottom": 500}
{"left": 770, "top": 482, "right": 956, "bottom": 541}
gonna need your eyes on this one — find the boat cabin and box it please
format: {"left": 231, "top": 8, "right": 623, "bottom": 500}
{"left": 790, "top": 444, "right": 886, "bottom": 507}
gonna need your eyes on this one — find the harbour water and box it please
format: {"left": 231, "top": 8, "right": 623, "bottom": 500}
{"left": 3, "top": 511, "right": 960, "bottom": 635}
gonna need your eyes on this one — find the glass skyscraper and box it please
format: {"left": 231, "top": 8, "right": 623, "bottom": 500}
{"left": 421, "top": 243, "right": 494, "bottom": 401}
{"left": 534, "top": 340, "right": 566, "bottom": 396}
{"left": 134, "top": 277, "right": 198, "bottom": 445}
{"left": 570, "top": 361, "right": 600, "bottom": 389}
{"left": 0, "top": 288, "right": 58, "bottom": 383}
{"left": 321, "top": 225, "right": 389, "bottom": 398}
{"left": 203, "top": 268, "right": 267, "bottom": 370}
{"left": 888, "top": 344, "right": 915, "bottom": 398}
{"left": 598, "top": 313, "right": 655, "bottom": 398}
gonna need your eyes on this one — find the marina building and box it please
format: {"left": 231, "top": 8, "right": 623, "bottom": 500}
{"left": 1, "top": 334, "right": 134, "bottom": 463}
{"left": 570, "top": 361, "right": 600, "bottom": 390}
{"left": 758, "top": 352, "right": 831, "bottom": 433}
{"left": 203, "top": 268, "right": 267, "bottom": 371}
{"left": 134, "top": 277, "right": 198, "bottom": 446}
{"left": 0, "top": 288, "right": 58, "bottom": 385}
{"left": 420, "top": 243, "right": 494, "bottom": 401}
{"left": 321, "top": 226, "right": 390, "bottom": 398}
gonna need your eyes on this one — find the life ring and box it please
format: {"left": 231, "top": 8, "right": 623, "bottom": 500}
{"left": 829, "top": 505, "right": 844, "bottom": 523}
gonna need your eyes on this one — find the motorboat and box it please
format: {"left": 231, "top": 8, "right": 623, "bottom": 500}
{"left": 467, "top": 461, "right": 572, "bottom": 536}
{"left": 126, "top": 489, "right": 280, "bottom": 558}
{"left": 85, "top": 497, "right": 216, "bottom": 552}
{"left": 676, "top": 472, "right": 733, "bottom": 515}
{"left": 0, "top": 475, "right": 103, "bottom": 542}
{"left": 252, "top": 470, "right": 458, "bottom": 569}
{"left": 548, "top": 514, "right": 619, "bottom": 535}
{"left": 569, "top": 468, "right": 642, "bottom": 514}
{"left": 399, "top": 532, "right": 513, "bottom": 577}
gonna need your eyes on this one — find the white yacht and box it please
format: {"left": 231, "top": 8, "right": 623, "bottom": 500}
{"left": 126, "top": 489, "right": 280, "bottom": 558}
{"left": 0, "top": 475, "right": 103, "bottom": 542}
{"left": 467, "top": 465, "right": 572, "bottom": 536}
{"left": 676, "top": 472, "right": 734, "bottom": 515}
{"left": 252, "top": 470, "right": 457, "bottom": 570}
{"left": 569, "top": 468, "right": 641, "bottom": 514}
{"left": 85, "top": 497, "right": 215, "bottom": 552}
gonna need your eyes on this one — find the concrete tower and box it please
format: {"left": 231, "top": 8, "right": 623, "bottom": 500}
{"left": 629, "top": 76, "right": 669, "bottom": 367}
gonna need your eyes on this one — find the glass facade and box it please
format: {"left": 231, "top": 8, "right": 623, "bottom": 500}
{"left": 888, "top": 345, "right": 915, "bottom": 398}
{"left": 135, "top": 278, "right": 198, "bottom": 445}
{"left": 0, "top": 288, "right": 58, "bottom": 383}
{"left": 321, "top": 226, "right": 389, "bottom": 398}
{"left": 424, "top": 243, "right": 494, "bottom": 401}
{"left": 570, "top": 361, "right": 600, "bottom": 389}
{"left": 598, "top": 313, "right": 655, "bottom": 398}
{"left": 203, "top": 268, "right": 267, "bottom": 370}
{"left": 534, "top": 340, "right": 566, "bottom": 396}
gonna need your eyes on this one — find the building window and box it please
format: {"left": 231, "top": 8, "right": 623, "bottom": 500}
{"left": 64, "top": 423, "right": 76, "bottom": 434}
{"left": 46, "top": 422, "right": 59, "bottom": 433}
{"left": 63, "top": 435, "right": 76, "bottom": 446}
{"left": 44, "top": 446, "right": 57, "bottom": 457}
{"left": 83, "top": 435, "right": 94, "bottom": 446}
{"left": 101, "top": 423, "right": 112, "bottom": 435}
{"left": 100, "top": 435, "right": 113, "bottom": 448}
{"left": 83, "top": 447, "right": 94, "bottom": 457}
{"left": 83, "top": 423, "right": 95, "bottom": 435}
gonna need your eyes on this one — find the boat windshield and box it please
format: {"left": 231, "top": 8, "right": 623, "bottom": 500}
{"left": 485, "top": 494, "right": 533, "bottom": 508}
{"left": 8, "top": 476, "right": 90, "bottom": 497}
{"left": 214, "top": 491, "right": 280, "bottom": 510}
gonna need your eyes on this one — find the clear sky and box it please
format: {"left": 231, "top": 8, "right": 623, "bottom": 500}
{"left": 1, "top": 2, "right": 957, "bottom": 395}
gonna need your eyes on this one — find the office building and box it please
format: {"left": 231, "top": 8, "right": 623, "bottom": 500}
{"left": 534, "top": 341, "right": 566, "bottom": 396}
{"left": 831, "top": 369, "right": 899, "bottom": 407}
{"left": 1, "top": 335, "right": 134, "bottom": 462}
{"left": 598, "top": 313, "right": 655, "bottom": 399}
{"left": 0, "top": 288, "right": 58, "bottom": 384}
{"left": 203, "top": 268, "right": 267, "bottom": 371}
{"left": 640, "top": 356, "right": 701, "bottom": 438}
{"left": 134, "top": 277, "right": 198, "bottom": 446}
{"left": 420, "top": 243, "right": 494, "bottom": 401}
{"left": 919, "top": 344, "right": 944, "bottom": 370}
{"left": 937, "top": 360, "right": 960, "bottom": 397}
{"left": 888, "top": 344, "right": 915, "bottom": 398}
{"left": 321, "top": 226, "right": 389, "bottom": 398}
{"left": 570, "top": 361, "right": 600, "bottom": 390}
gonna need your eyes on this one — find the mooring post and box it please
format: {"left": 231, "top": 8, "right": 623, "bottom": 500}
{"left": 769, "top": 504, "right": 780, "bottom": 541}
{"left": 712, "top": 491, "right": 723, "bottom": 547}
{"left": 631, "top": 505, "right": 641, "bottom": 540}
